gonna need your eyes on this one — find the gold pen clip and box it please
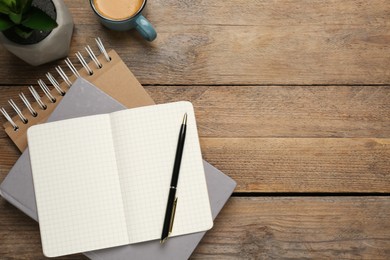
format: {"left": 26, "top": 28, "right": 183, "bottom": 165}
{"left": 169, "top": 197, "right": 178, "bottom": 235}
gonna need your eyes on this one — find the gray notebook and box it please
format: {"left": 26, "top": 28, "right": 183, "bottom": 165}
{"left": 0, "top": 78, "right": 236, "bottom": 260}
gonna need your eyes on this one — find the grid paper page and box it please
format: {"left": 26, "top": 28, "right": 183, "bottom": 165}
{"left": 110, "top": 101, "right": 213, "bottom": 243}
{"left": 27, "top": 115, "right": 129, "bottom": 257}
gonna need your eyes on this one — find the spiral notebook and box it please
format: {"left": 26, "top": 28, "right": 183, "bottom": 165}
{"left": 1, "top": 38, "right": 154, "bottom": 152}
{"left": 0, "top": 38, "right": 236, "bottom": 259}
{"left": 28, "top": 101, "right": 213, "bottom": 257}
{"left": 0, "top": 78, "right": 236, "bottom": 259}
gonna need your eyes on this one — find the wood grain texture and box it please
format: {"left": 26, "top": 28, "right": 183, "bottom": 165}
{"left": 201, "top": 138, "right": 390, "bottom": 192}
{"left": 0, "top": 0, "right": 390, "bottom": 85}
{"left": 147, "top": 85, "right": 390, "bottom": 138}
{"left": 1, "top": 85, "right": 389, "bottom": 138}
{"left": 1, "top": 137, "right": 389, "bottom": 193}
{"left": 1, "top": 197, "right": 389, "bottom": 259}
{"left": 191, "top": 197, "right": 390, "bottom": 259}
{"left": 1, "top": 86, "right": 389, "bottom": 193}
{"left": 1, "top": 0, "right": 390, "bottom": 258}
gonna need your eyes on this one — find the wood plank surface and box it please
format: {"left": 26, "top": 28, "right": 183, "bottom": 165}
{"left": 1, "top": 85, "right": 389, "bottom": 139}
{"left": 1, "top": 196, "right": 389, "bottom": 259}
{"left": 201, "top": 138, "right": 390, "bottom": 192}
{"left": 1, "top": 136, "right": 388, "bottom": 193}
{"left": 148, "top": 85, "right": 390, "bottom": 138}
{"left": 192, "top": 197, "right": 390, "bottom": 259}
{"left": 1, "top": 86, "right": 389, "bottom": 193}
{"left": 0, "top": 0, "right": 390, "bottom": 85}
{"left": 1, "top": 0, "right": 389, "bottom": 258}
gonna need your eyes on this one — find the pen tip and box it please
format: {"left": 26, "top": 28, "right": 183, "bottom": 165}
{"left": 160, "top": 237, "right": 168, "bottom": 244}
{"left": 182, "top": 113, "right": 187, "bottom": 125}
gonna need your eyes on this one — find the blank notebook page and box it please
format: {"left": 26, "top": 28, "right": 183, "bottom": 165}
{"left": 110, "top": 101, "right": 213, "bottom": 243}
{"left": 27, "top": 115, "right": 129, "bottom": 257}
{"left": 28, "top": 101, "right": 213, "bottom": 257}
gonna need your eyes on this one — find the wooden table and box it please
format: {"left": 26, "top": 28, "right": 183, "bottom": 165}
{"left": 1, "top": 0, "right": 389, "bottom": 259}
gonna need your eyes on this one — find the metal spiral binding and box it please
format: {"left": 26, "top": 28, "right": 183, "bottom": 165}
{"left": 29, "top": 85, "right": 47, "bottom": 110}
{"left": 1, "top": 38, "right": 111, "bottom": 131}
{"left": 96, "top": 37, "right": 111, "bottom": 62}
{"left": 65, "top": 58, "right": 81, "bottom": 78}
{"left": 76, "top": 51, "right": 93, "bottom": 75}
{"left": 0, "top": 108, "right": 18, "bottom": 130}
{"left": 8, "top": 99, "right": 28, "bottom": 124}
{"left": 38, "top": 79, "right": 57, "bottom": 103}
{"left": 19, "top": 93, "right": 38, "bottom": 117}
{"left": 86, "top": 45, "right": 102, "bottom": 68}
{"left": 56, "top": 66, "right": 72, "bottom": 87}
{"left": 46, "top": 72, "right": 66, "bottom": 96}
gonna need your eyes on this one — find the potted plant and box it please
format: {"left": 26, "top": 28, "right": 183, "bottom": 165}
{"left": 0, "top": 0, "right": 73, "bottom": 66}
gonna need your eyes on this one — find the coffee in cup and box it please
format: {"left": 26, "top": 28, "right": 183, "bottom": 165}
{"left": 90, "top": 0, "right": 157, "bottom": 41}
{"left": 92, "top": 0, "right": 143, "bottom": 21}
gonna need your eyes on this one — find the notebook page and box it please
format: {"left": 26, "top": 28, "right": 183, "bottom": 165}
{"left": 27, "top": 115, "right": 129, "bottom": 257}
{"left": 110, "top": 101, "right": 213, "bottom": 244}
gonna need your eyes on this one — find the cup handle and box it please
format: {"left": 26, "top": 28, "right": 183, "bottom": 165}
{"left": 135, "top": 15, "right": 157, "bottom": 41}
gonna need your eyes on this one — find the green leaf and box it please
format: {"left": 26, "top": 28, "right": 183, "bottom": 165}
{"left": 0, "top": 15, "right": 13, "bottom": 30}
{"left": 0, "top": 0, "right": 16, "bottom": 7}
{"left": 0, "top": 0, "right": 16, "bottom": 5}
{"left": 21, "top": 7, "right": 57, "bottom": 30}
{"left": 15, "top": 0, "right": 31, "bottom": 14}
{"left": 0, "top": 2, "right": 11, "bottom": 15}
{"left": 0, "top": 0, "right": 16, "bottom": 13}
{"left": 9, "top": 11, "right": 22, "bottom": 23}
{"left": 14, "top": 25, "right": 33, "bottom": 38}
{"left": 20, "top": 0, "right": 32, "bottom": 13}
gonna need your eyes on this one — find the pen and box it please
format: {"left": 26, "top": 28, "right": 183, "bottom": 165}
{"left": 160, "top": 113, "right": 187, "bottom": 244}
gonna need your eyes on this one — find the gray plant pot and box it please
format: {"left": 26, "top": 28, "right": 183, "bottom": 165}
{"left": 0, "top": 0, "right": 74, "bottom": 66}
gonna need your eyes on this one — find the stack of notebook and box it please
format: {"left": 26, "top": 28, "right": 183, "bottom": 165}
{"left": 0, "top": 40, "right": 236, "bottom": 259}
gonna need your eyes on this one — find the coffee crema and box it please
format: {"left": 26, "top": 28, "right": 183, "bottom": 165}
{"left": 93, "top": 0, "right": 144, "bottom": 21}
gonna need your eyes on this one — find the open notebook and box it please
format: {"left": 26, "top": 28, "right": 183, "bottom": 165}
{"left": 27, "top": 102, "right": 213, "bottom": 257}
{"left": 0, "top": 78, "right": 236, "bottom": 260}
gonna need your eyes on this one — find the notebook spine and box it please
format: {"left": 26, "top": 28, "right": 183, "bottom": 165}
{"left": 0, "top": 38, "right": 112, "bottom": 131}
